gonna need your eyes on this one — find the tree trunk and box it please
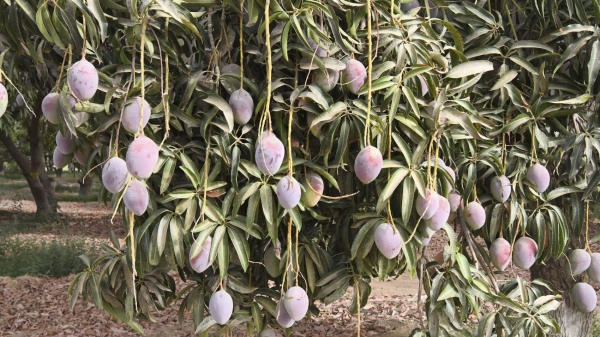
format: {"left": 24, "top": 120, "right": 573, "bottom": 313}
{"left": 531, "top": 256, "right": 593, "bottom": 336}
{"left": 78, "top": 173, "right": 93, "bottom": 196}
{"left": 0, "top": 96, "right": 57, "bottom": 217}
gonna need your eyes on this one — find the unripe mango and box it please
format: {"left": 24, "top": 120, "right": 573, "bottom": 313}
{"left": 126, "top": 135, "right": 159, "bottom": 179}
{"left": 102, "top": 157, "right": 129, "bottom": 193}
{"left": 464, "top": 201, "right": 486, "bottom": 230}
{"left": 374, "top": 222, "right": 402, "bottom": 259}
{"left": 16, "top": 94, "right": 24, "bottom": 108}
{"left": 490, "top": 175, "right": 511, "bottom": 203}
{"left": 259, "top": 329, "right": 277, "bottom": 337}
{"left": 571, "top": 283, "right": 597, "bottom": 313}
{"left": 221, "top": 63, "right": 241, "bottom": 75}
{"left": 565, "top": 249, "right": 591, "bottom": 276}
{"left": 122, "top": 97, "right": 152, "bottom": 133}
{"left": 53, "top": 147, "right": 73, "bottom": 169}
{"left": 401, "top": 0, "right": 419, "bottom": 11}
{"left": 314, "top": 69, "right": 339, "bottom": 92}
{"left": 73, "top": 149, "right": 89, "bottom": 166}
{"left": 56, "top": 130, "right": 77, "bottom": 155}
{"left": 123, "top": 179, "right": 149, "bottom": 216}
{"left": 587, "top": 253, "right": 600, "bottom": 282}
{"left": 264, "top": 247, "right": 281, "bottom": 277}
{"left": 255, "top": 132, "right": 285, "bottom": 175}
{"left": 275, "top": 300, "right": 295, "bottom": 328}
{"left": 489, "top": 238, "right": 511, "bottom": 271}
{"left": 354, "top": 145, "right": 383, "bottom": 184}
{"left": 448, "top": 191, "right": 461, "bottom": 212}
{"left": 527, "top": 163, "right": 550, "bottom": 193}
{"left": 229, "top": 89, "right": 254, "bottom": 125}
{"left": 42, "top": 93, "right": 60, "bottom": 124}
{"left": 342, "top": 59, "right": 367, "bottom": 95}
{"left": 308, "top": 38, "right": 328, "bottom": 57}
{"left": 416, "top": 189, "right": 439, "bottom": 219}
{"left": 512, "top": 237, "right": 538, "bottom": 269}
{"left": 276, "top": 176, "right": 301, "bottom": 209}
{"left": 425, "top": 196, "right": 450, "bottom": 230}
{"left": 283, "top": 286, "right": 309, "bottom": 321}
{"left": 301, "top": 172, "right": 324, "bottom": 207}
{"left": 209, "top": 290, "right": 234, "bottom": 324}
{"left": 68, "top": 59, "right": 98, "bottom": 101}
{"left": 190, "top": 236, "right": 212, "bottom": 273}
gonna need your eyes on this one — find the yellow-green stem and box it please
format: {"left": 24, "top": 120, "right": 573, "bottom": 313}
{"left": 364, "top": 0, "right": 373, "bottom": 146}
{"left": 137, "top": 20, "right": 148, "bottom": 136}
{"left": 239, "top": 0, "right": 245, "bottom": 91}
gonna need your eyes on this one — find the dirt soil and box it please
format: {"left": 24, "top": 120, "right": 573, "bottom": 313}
{"left": 0, "top": 201, "right": 427, "bottom": 337}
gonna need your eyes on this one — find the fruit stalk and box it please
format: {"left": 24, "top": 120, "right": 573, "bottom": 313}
{"left": 138, "top": 19, "right": 148, "bottom": 136}
{"left": 364, "top": 0, "right": 373, "bottom": 146}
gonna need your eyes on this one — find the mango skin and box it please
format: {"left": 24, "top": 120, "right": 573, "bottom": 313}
{"left": 68, "top": 59, "right": 99, "bottom": 101}
{"left": 416, "top": 189, "right": 440, "bottom": 220}
{"left": 490, "top": 175, "right": 511, "bottom": 203}
{"left": 123, "top": 179, "right": 149, "bottom": 216}
{"left": 301, "top": 172, "right": 324, "bottom": 207}
{"left": 527, "top": 163, "right": 550, "bottom": 193}
{"left": 102, "top": 157, "right": 129, "bottom": 193}
{"left": 275, "top": 300, "right": 295, "bottom": 328}
{"left": 587, "top": 253, "right": 600, "bottom": 282}
{"left": 122, "top": 97, "right": 152, "bottom": 133}
{"left": 571, "top": 283, "right": 597, "bottom": 313}
{"left": 276, "top": 176, "right": 301, "bottom": 209}
{"left": 464, "top": 201, "right": 486, "bottom": 230}
{"left": 209, "top": 290, "right": 234, "bottom": 324}
{"left": 425, "top": 196, "right": 450, "bottom": 230}
{"left": 0, "top": 84, "right": 7, "bottom": 117}
{"left": 512, "top": 237, "right": 538, "bottom": 269}
{"left": 53, "top": 147, "right": 73, "bottom": 169}
{"left": 374, "top": 222, "right": 402, "bottom": 259}
{"left": 342, "top": 59, "right": 367, "bottom": 94}
{"left": 354, "top": 145, "right": 383, "bottom": 184}
{"left": 489, "top": 238, "right": 511, "bottom": 271}
{"left": 283, "top": 286, "right": 309, "bottom": 321}
{"left": 229, "top": 89, "right": 254, "bottom": 125}
{"left": 126, "top": 135, "right": 159, "bottom": 179}
{"left": 564, "top": 249, "right": 591, "bottom": 276}
{"left": 255, "top": 132, "right": 285, "bottom": 175}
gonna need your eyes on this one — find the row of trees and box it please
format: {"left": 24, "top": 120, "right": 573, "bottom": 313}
{"left": 2, "top": 0, "right": 600, "bottom": 335}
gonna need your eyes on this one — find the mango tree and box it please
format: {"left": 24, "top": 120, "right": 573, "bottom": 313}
{"left": 2, "top": 0, "right": 600, "bottom": 335}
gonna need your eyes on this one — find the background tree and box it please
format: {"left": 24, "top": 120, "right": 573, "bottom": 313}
{"left": 0, "top": 32, "right": 64, "bottom": 216}
{"left": 2, "top": 0, "right": 600, "bottom": 336}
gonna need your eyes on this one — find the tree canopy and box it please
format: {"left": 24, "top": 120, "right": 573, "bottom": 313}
{"left": 2, "top": 0, "right": 600, "bottom": 335}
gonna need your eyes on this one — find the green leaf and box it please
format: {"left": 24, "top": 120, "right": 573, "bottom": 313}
{"left": 491, "top": 70, "right": 518, "bottom": 90}
{"left": 510, "top": 40, "right": 554, "bottom": 52}
{"left": 447, "top": 61, "right": 494, "bottom": 78}
{"left": 456, "top": 253, "right": 473, "bottom": 284}
{"left": 376, "top": 167, "right": 409, "bottom": 214}
{"left": 170, "top": 217, "right": 186, "bottom": 267}
{"left": 489, "top": 113, "right": 530, "bottom": 136}
{"left": 228, "top": 227, "right": 250, "bottom": 271}
{"left": 260, "top": 185, "right": 274, "bottom": 227}
{"left": 552, "top": 94, "right": 593, "bottom": 105}
{"left": 588, "top": 41, "right": 600, "bottom": 92}
{"left": 203, "top": 95, "right": 234, "bottom": 132}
